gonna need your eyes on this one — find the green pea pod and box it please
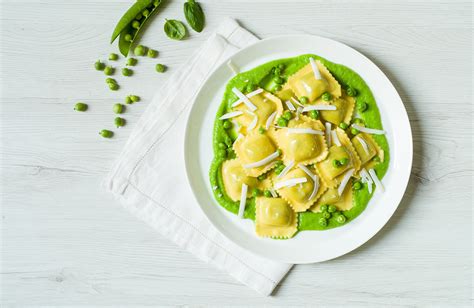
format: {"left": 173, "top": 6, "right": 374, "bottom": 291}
{"left": 184, "top": 0, "right": 205, "bottom": 33}
{"left": 111, "top": 0, "right": 153, "bottom": 43}
{"left": 164, "top": 19, "right": 187, "bottom": 40}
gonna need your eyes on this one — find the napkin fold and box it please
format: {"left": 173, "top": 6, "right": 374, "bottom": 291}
{"left": 104, "top": 18, "right": 293, "bottom": 296}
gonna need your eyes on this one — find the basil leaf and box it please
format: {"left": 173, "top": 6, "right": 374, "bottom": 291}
{"left": 184, "top": 0, "right": 205, "bottom": 33}
{"left": 164, "top": 19, "right": 187, "bottom": 40}
{"left": 111, "top": 0, "right": 153, "bottom": 44}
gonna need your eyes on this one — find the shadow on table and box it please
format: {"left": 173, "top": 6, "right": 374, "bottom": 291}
{"left": 272, "top": 51, "right": 424, "bottom": 296}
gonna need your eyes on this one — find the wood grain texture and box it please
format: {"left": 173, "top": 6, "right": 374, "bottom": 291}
{"left": 1, "top": 0, "right": 472, "bottom": 306}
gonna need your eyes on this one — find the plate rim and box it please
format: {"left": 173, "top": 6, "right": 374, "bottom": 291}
{"left": 184, "top": 34, "right": 413, "bottom": 264}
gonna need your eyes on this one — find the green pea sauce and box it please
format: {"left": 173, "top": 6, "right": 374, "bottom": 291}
{"left": 209, "top": 54, "right": 390, "bottom": 232}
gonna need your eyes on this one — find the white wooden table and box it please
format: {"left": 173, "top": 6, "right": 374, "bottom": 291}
{"left": 1, "top": 0, "right": 472, "bottom": 306}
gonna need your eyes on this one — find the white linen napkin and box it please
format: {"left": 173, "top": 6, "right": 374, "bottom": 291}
{"left": 103, "top": 18, "right": 292, "bottom": 296}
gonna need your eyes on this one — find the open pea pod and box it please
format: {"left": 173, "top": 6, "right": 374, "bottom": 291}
{"left": 112, "top": 0, "right": 163, "bottom": 56}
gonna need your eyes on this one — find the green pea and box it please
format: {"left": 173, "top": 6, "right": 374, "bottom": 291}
{"left": 114, "top": 117, "right": 126, "bottom": 127}
{"left": 339, "top": 122, "right": 349, "bottom": 129}
{"left": 94, "top": 60, "right": 105, "bottom": 71}
{"left": 274, "top": 85, "right": 282, "bottom": 91}
{"left": 347, "top": 87, "right": 357, "bottom": 97}
{"left": 299, "top": 96, "right": 309, "bottom": 104}
{"left": 125, "top": 96, "right": 133, "bottom": 104}
{"left": 74, "top": 102, "right": 88, "bottom": 112}
{"left": 336, "top": 214, "right": 347, "bottom": 224}
{"left": 217, "top": 149, "right": 227, "bottom": 158}
{"left": 124, "top": 34, "right": 133, "bottom": 42}
{"left": 353, "top": 118, "right": 365, "bottom": 125}
{"left": 357, "top": 101, "right": 368, "bottom": 112}
{"left": 134, "top": 45, "right": 147, "bottom": 56}
{"left": 273, "top": 67, "right": 281, "bottom": 76}
{"left": 222, "top": 121, "right": 232, "bottom": 129}
{"left": 252, "top": 188, "right": 262, "bottom": 197}
{"left": 277, "top": 117, "right": 288, "bottom": 127}
{"left": 109, "top": 53, "right": 119, "bottom": 61}
{"left": 147, "top": 49, "right": 158, "bottom": 58}
{"left": 309, "top": 110, "right": 319, "bottom": 120}
{"left": 132, "top": 20, "right": 141, "bottom": 29}
{"left": 322, "top": 92, "right": 332, "bottom": 101}
{"left": 323, "top": 212, "right": 331, "bottom": 219}
{"left": 99, "top": 129, "right": 114, "bottom": 138}
{"left": 108, "top": 82, "right": 119, "bottom": 91}
{"left": 351, "top": 128, "right": 360, "bottom": 135}
{"left": 282, "top": 110, "right": 293, "bottom": 121}
{"left": 328, "top": 205, "right": 337, "bottom": 213}
{"left": 127, "top": 58, "right": 137, "bottom": 66}
{"left": 130, "top": 95, "right": 140, "bottom": 102}
{"left": 113, "top": 103, "right": 124, "bottom": 114}
{"left": 277, "top": 149, "right": 282, "bottom": 156}
{"left": 263, "top": 190, "right": 272, "bottom": 198}
{"left": 218, "top": 142, "right": 226, "bottom": 150}
{"left": 257, "top": 174, "right": 267, "bottom": 181}
{"left": 104, "top": 66, "right": 114, "bottom": 76}
{"left": 277, "top": 63, "right": 285, "bottom": 70}
{"left": 155, "top": 63, "right": 166, "bottom": 73}
{"left": 245, "top": 83, "right": 257, "bottom": 93}
{"left": 332, "top": 159, "right": 341, "bottom": 168}
{"left": 320, "top": 204, "right": 328, "bottom": 212}
{"left": 135, "top": 13, "right": 143, "bottom": 20}
{"left": 142, "top": 9, "right": 150, "bottom": 17}
{"left": 274, "top": 165, "right": 285, "bottom": 175}
{"left": 121, "top": 68, "right": 133, "bottom": 77}
{"left": 318, "top": 217, "right": 328, "bottom": 227}
{"left": 258, "top": 127, "right": 266, "bottom": 134}
{"left": 373, "top": 156, "right": 381, "bottom": 163}
{"left": 153, "top": 0, "right": 160, "bottom": 7}
{"left": 274, "top": 76, "right": 284, "bottom": 85}
{"left": 339, "top": 157, "right": 349, "bottom": 166}
{"left": 353, "top": 181, "right": 362, "bottom": 190}
{"left": 224, "top": 136, "right": 233, "bottom": 147}
{"left": 106, "top": 78, "right": 116, "bottom": 84}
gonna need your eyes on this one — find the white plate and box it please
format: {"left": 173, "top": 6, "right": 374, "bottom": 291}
{"left": 184, "top": 35, "right": 412, "bottom": 264}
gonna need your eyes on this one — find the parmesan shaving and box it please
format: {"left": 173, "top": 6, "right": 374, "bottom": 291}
{"left": 247, "top": 114, "right": 258, "bottom": 130}
{"left": 227, "top": 60, "right": 239, "bottom": 75}
{"left": 274, "top": 177, "right": 307, "bottom": 190}
{"left": 298, "top": 164, "right": 319, "bottom": 200}
{"left": 360, "top": 168, "right": 373, "bottom": 194}
{"left": 352, "top": 124, "right": 386, "bottom": 135}
{"left": 331, "top": 130, "right": 341, "bottom": 146}
{"left": 291, "top": 97, "right": 305, "bottom": 107}
{"left": 296, "top": 106, "right": 303, "bottom": 120}
{"left": 277, "top": 160, "right": 295, "bottom": 179}
{"left": 356, "top": 136, "right": 370, "bottom": 155}
{"left": 285, "top": 100, "right": 296, "bottom": 111}
{"left": 338, "top": 168, "right": 355, "bottom": 196}
{"left": 219, "top": 111, "right": 243, "bottom": 120}
{"left": 232, "top": 87, "right": 257, "bottom": 111}
{"left": 302, "top": 104, "right": 337, "bottom": 112}
{"left": 238, "top": 183, "right": 248, "bottom": 218}
{"left": 286, "top": 127, "right": 324, "bottom": 135}
{"left": 325, "top": 122, "right": 332, "bottom": 147}
{"left": 269, "top": 188, "right": 278, "bottom": 198}
{"left": 266, "top": 111, "right": 277, "bottom": 129}
{"left": 368, "top": 168, "right": 385, "bottom": 192}
{"left": 298, "top": 164, "right": 317, "bottom": 180}
{"left": 231, "top": 88, "right": 263, "bottom": 107}
{"left": 309, "top": 58, "right": 322, "bottom": 80}
{"left": 243, "top": 151, "right": 279, "bottom": 169}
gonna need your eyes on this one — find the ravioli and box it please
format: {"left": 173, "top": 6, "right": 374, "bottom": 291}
{"left": 221, "top": 159, "right": 259, "bottom": 201}
{"left": 233, "top": 132, "right": 279, "bottom": 177}
{"left": 311, "top": 183, "right": 354, "bottom": 212}
{"left": 352, "top": 133, "right": 384, "bottom": 169}
{"left": 255, "top": 197, "right": 298, "bottom": 238}
{"left": 320, "top": 94, "right": 355, "bottom": 126}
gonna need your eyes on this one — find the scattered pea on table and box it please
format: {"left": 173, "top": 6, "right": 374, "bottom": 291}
{"left": 104, "top": 66, "right": 115, "bottom": 76}
{"left": 74, "top": 102, "right": 88, "bottom": 112}
{"left": 122, "top": 68, "right": 133, "bottom": 76}
{"left": 155, "top": 63, "right": 166, "bottom": 73}
{"left": 113, "top": 103, "right": 125, "bottom": 114}
{"left": 94, "top": 60, "right": 105, "bottom": 71}
{"left": 147, "top": 49, "right": 158, "bottom": 58}
{"left": 134, "top": 45, "right": 147, "bottom": 56}
{"left": 130, "top": 95, "right": 140, "bottom": 102}
{"left": 99, "top": 129, "right": 114, "bottom": 138}
{"left": 126, "top": 58, "right": 137, "bottom": 66}
{"left": 114, "top": 117, "right": 126, "bottom": 127}
{"left": 108, "top": 83, "right": 119, "bottom": 91}
{"left": 109, "top": 53, "right": 119, "bottom": 61}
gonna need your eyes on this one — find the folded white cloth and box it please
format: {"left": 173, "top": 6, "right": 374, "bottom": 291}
{"left": 104, "top": 18, "right": 292, "bottom": 296}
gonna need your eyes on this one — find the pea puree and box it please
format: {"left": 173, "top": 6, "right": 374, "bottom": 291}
{"left": 209, "top": 54, "right": 390, "bottom": 232}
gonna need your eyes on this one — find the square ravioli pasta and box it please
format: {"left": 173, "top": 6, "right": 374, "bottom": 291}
{"left": 255, "top": 197, "right": 298, "bottom": 238}
{"left": 221, "top": 159, "right": 259, "bottom": 202}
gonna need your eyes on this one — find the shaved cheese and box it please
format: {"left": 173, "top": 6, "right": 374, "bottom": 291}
{"left": 236, "top": 133, "right": 244, "bottom": 141}
{"left": 298, "top": 163, "right": 320, "bottom": 200}
{"left": 285, "top": 100, "right": 296, "bottom": 111}
{"left": 338, "top": 168, "right": 355, "bottom": 196}
{"left": 331, "top": 130, "right": 341, "bottom": 146}
{"left": 325, "top": 122, "right": 332, "bottom": 147}
{"left": 286, "top": 127, "right": 324, "bottom": 135}
{"left": 309, "top": 58, "right": 322, "bottom": 80}
{"left": 277, "top": 160, "right": 295, "bottom": 179}
{"left": 360, "top": 168, "right": 373, "bottom": 194}
{"left": 231, "top": 88, "right": 263, "bottom": 107}
{"left": 296, "top": 106, "right": 303, "bottom": 120}
{"left": 298, "top": 163, "right": 317, "bottom": 180}
{"left": 247, "top": 114, "right": 258, "bottom": 130}
{"left": 269, "top": 188, "right": 278, "bottom": 198}
{"left": 243, "top": 151, "right": 279, "bottom": 169}
{"left": 266, "top": 111, "right": 277, "bottom": 129}
{"left": 219, "top": 111, "right": 243, "bottom": 120}
{"left": 274, "top": 177, "right": 307, "bottom": 190}
{"left": 356, "top": 136, "right": 370, "bottom": 155}
{"left": 227, "top": 60, "right": 239, "bottom": 75}
{"left": 302, "top": 81, "right": 313, "bottom": 94}
{"left": 291, "top": 97, "right": 305, "bottom": 107}
{"left": 368, "top": 168, "right": 385, "bottom": 192}
{"left": 238, "top": 184, "right": 248, "bottom": 218}
{"left": 302, "top": 104, "right": 337, "bottom": 112}
{"left": 232, "top": 87, "right": 257, "bottom": 111}
{"left": 352, "top": 124, "right": 386, "bottom": 135}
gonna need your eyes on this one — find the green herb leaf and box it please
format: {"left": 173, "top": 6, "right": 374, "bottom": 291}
{"left": 110, "top": 0, "right": 154, "bottom": 43}
{"left": 184, "top": 0, "right": 205, "bottom": 33}
{"left": 164, "top": 19, "right": 187, "bottom": 40}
